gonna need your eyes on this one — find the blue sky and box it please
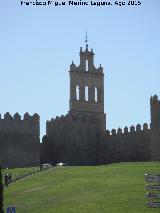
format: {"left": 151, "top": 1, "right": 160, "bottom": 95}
{"left": 0, "top": 0, "right": 160, "bottom": 139}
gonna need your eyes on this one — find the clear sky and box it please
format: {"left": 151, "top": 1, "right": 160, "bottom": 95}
{"left": 0, "top": 0, "right": 160, "bottom": 140}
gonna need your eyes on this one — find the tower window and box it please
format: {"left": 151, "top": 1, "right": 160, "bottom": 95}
{"left": 95, "top": 87, "right": 98, "bottom": 102}
{"left": 85, "top": 86, "right": 88, "bottom": 101}
{"left": 76, "top": 85, "right": 80, "bottom": 100}
{"left": 86, "top": 60, "right": 88, "bottom": 71}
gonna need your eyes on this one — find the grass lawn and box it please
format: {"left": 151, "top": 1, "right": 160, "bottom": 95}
{"left": 4, "top": 162, "right": 160, "bottom": 213}
{"left": 2, "top": 167, "right": 40, "bottom": 183}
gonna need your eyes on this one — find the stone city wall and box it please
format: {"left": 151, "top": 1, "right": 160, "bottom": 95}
{"left": 0, "top": 112, "right": 40, "bottom": 168}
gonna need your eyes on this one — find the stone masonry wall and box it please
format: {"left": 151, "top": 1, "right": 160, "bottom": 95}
{"left": 41, "top": 113, "right": 100, "bottom": 165}
{"left": 0, "top": 112, "right": 40, "bottom": 168}
{"left": 41, "top": 116, "right": 151, "bottom": 165}
{"left": 99, "top": 123, "right": 151, "bottom": 164}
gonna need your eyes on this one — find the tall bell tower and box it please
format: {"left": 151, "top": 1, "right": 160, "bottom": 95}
{"left": 69, "top": 42, "right": 106, "bottom": 131}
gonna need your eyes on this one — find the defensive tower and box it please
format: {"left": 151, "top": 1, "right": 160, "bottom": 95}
{"left": 150, "top": 95, "right": 160, "bottom": 161}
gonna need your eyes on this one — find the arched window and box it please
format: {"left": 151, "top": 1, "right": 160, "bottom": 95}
{"left": 86, "top": 60, "right": 88, "bottom": 71}
{"left": 95, "top": 87, "right": 98, "bottom": 102}
{"left": 85, "top": 86, "right": 88, "bottom": 101}
{"left": 76, "top": 85, "right": 80, "bottom": 100}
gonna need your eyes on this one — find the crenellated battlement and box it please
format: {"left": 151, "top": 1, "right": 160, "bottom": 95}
{"left": 47, "top": 113, "right": 98, "bottom": 126}
{"left": 105, "top": 123, "right": 150, "bottom": 137}
{"left": 0, "top": 112, "right": 40, "bottom": 136}
{"left": 46, "top": 113, "right": 100, "bottom": 136}
{"left": 0, "top": 112, "right": 39, "bottom": 121}
{"left": 46, "top": 114, "right": 70, "bottom": 126}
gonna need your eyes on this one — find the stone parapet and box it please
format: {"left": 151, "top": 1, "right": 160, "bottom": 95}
{"left": 0, "top": 112, "right": 39, "bottom": 136}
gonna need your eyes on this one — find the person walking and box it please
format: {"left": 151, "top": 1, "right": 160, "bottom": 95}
{"left": 4, "top": 174, "right": 8, "bottom": 187}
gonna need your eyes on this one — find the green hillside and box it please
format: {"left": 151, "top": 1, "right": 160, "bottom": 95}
{"left": 4, "top": 162, "right": 160, "bottom": 213}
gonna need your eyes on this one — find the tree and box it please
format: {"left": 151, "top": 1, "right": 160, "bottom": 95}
{"left": 0, "top": 166, "right": 4, "bottom": 213}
